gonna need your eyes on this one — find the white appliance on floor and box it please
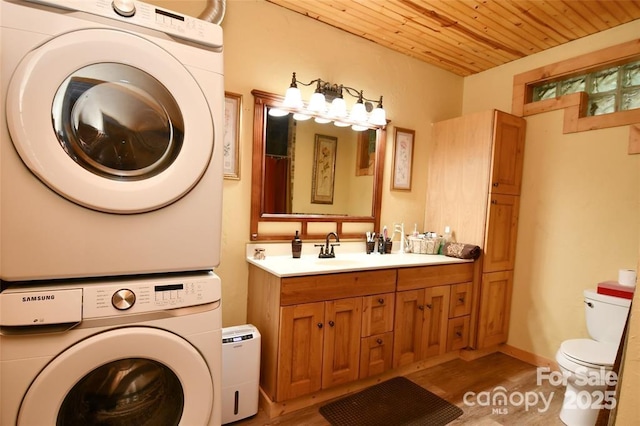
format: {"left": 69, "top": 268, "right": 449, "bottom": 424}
{"left": 221, "top": 324, "right": 261, "bottom": 424}
{"left": 555, "top": 289, "right": 631, "bottom": 426}
{"left": 0, "top": 271, "right": 222, "bottom": 425}
{"left": 0, "top": 0, "right": 224, "bottom": 281}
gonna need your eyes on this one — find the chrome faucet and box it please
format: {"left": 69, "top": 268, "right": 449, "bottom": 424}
{"left": 315, "top": 232, "right": 340, "bottom": 258}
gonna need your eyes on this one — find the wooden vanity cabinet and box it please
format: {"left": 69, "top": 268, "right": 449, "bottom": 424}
{"left": 426, "top": 109, "right": 525, "bottom": 349}
{"left": 393, "top": 263, "right": 474, "bottom": 368}
{"left": 247, "top": 266, "right": 397, "bottom": 402}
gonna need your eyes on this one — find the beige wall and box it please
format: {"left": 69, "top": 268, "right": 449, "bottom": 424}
{"left": 157, "top": 0, "right": 463, "bottom": 326}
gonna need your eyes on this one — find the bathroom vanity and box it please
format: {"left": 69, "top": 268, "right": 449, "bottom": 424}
{"left": 246, "top": 250, "right": 476, "bottom": 416}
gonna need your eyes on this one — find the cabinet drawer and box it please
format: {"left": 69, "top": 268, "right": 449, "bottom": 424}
{"left": 397, "top": 263, "right": 473, "bottom": 291}
{"left": 361, "top": 293, "right": 395, "bottom": 337}
{"left": 447, "top": 316, "right": 470, "bottom": 352}
{"left": 449, "top": 282, "right": 472, "bottom": 318}
{"left": 359, "top": 332, "right": 393, "bottom": 379}
{"left": 281, "top": 269, "right": 397, "bottom": 305}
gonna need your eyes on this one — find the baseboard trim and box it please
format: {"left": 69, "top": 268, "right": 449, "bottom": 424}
{"left": 499, "top": 344, "right": 559, "bottom": 371}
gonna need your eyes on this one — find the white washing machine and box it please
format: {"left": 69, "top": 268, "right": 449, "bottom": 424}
{"left": 0, "top": 271, "right": 222, "bottom": 425}
{"left": 0, "top": 0, "right": 224, "bottom": 281}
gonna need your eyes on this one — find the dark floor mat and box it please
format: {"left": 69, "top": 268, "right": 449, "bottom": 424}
{"left": 319, "top": 376, "right": 463, "bottom": 426}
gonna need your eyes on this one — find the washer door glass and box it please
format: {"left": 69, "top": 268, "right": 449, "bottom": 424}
{"left": 53, "top": 63, "right": 183, "bottom": 181}
{"left": 57, "top": 358, "right": 183, "bottom": 425}
{"left": 6, "top": 28, "right": 215, "bottom": 213}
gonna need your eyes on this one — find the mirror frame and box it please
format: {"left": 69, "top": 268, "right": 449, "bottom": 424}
{"left": 250, "top": 89, "right": 386, "bottom": 241}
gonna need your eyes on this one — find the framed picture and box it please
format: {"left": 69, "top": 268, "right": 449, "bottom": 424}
{"left": 391, "top": 127, "right": 415, "bottom": 190}
{"left": 223, "top": 92, "right": 241, "bottom": 179}
{"left": 311, "top": 134, "right": 337, "bottom": 204}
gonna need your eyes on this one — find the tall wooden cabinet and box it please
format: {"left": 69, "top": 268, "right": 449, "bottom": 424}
{"left": 425, "top": 110, "right": 526, "bottom": 349}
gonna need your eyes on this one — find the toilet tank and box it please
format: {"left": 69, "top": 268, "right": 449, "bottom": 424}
{"left": 584, "top": 289, "right": 631, "bottom": 343}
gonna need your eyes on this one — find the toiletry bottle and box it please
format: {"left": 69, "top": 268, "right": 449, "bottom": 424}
{"left": 292, "top": 230, "right": 302, "bottom": 258}
{"left": 439, "top": 226, "right": 452, "bottom": 254}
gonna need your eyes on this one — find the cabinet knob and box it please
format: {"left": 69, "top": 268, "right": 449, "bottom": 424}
{"left": 328, "top": 320, "right": 335, "bottom": 327}
{"left": 456, "top": 331, "right": 463, "bottom": 337}
{"left": 418, "top": 305, "right": 424, "bottom": 311}
{"left": 493, "top": 182, "right": 499, "bottom": 187}
{"left": 491, "top": 199, "right": 498, "bottom": 204}
{"left": 378, "top": 298, "right": 384, "bottom": 305}
{"left": 376, "top": 338, "right": 383, "bottom": 345}
{"left": 426, "top": 304, "right": 433, "bottom": 309}
{"left": 317, "top": 323, "right": 323, "bottom": 329}
{"left": 458, "top": 297, "right": 465, "bottom": 303}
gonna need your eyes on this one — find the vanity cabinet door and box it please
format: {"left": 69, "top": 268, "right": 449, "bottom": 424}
{"left": 483, "top": 194, "right": 520, "bottom": 273}
{"left": 393, "top": 289, "right": 424, "bottom": 368}
{"left": 421, "top": 286, "right": 450, "bottom": 358}
{"left": 277, "top": 302, "right": 324, "bottom": 401}
{"left": 361, "top": 293, "right": 395, "bottom": 337}
{"left": 359, "top": 332, "right": 393, "bottom": 379}
{"left": 477, "top": 271, "right": 514, "bottom": 348}
{"left": 322, "top": 297, "right": 363, "bottom": 389}
{"left": 490, "top": 111, "right": 526, "bottom": 196}
{"left": 447, "top": 316, "right": 470, "bottom": 352}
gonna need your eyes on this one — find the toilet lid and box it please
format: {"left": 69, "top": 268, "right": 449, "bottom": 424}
{"left": 561, "top": 339, "right": 617, "bottom": 367}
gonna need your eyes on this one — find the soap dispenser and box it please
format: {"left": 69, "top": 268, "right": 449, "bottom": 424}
{"left": 292, "top": 230, "right": 302, "bottom": 258}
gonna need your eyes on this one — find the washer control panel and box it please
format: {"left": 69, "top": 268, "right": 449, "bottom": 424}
{"left": 83, "top": 273, "right": 220, "bottom": 318}
{"left": 24, "top": 0, "right": 223, "bottom": 48}
{"left": 0, "top": 272, "right": 220, "bottom": 326}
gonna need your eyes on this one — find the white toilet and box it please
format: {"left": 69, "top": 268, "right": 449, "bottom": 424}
{"left": 555, "top": 289, "right": 631, "bottom": 426}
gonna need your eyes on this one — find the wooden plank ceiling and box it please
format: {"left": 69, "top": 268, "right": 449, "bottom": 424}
{"left": 266, "top": 0, "right": 640, "bottom": 76}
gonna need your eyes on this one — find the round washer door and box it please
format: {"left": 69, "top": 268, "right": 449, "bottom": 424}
{"left": 6, "top": 28, "right": 214, "bottom": 214}
{"left": 18, "top": 327, "right": 214, "bottom": 425}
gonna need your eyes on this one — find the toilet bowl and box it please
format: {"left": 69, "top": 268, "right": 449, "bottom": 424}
{"left": 555, "top": 339, "right": 617, "bottom": 426}
{"left": 555, "top": 290, "right": 630, "bottom": 426}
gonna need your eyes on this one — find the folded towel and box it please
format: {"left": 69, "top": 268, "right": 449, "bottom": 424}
{"left": 443, "top": 242, "right": 481, "bottom": 260}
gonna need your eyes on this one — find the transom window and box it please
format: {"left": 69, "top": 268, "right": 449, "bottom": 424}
{"left": 532, "top": 60, "right": 640, "bottom": 116}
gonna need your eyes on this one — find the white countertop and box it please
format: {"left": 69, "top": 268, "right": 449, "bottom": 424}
{"left": 246, "top": 242, "right": 472, "bottom": 277}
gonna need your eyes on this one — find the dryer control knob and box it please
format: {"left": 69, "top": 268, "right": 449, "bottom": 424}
{"left": 112, "top": 0, "right": 136, "bottom": 17}
{"left": 112, "top": 288, "right": 136, "bottom": 310}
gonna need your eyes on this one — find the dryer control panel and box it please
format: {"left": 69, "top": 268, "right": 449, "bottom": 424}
{"left": 24, "top": 0, "right": 223, "bottom": 48}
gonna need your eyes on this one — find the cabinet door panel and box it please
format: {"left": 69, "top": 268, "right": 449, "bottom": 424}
{"left": 491, "top": 111, "right": 525, "bottom": 196}
{"left": 477, "top": 271, "right": 514, "bottom": 348}
{"left": 361, "top": 293, "right": 395, "bottom": 337}
{"left": 277, "top": 303, "right": 324, "bottom": 400}
{"left": 447, "top": 316, "right": 470, "bottom": 352}
{"left": 322, "top": 297, "right": 362, "bottom": 389}
{"left": 484, "top": 194, "right": 519, "bottom": 272}
{"left": 359, "top": 332, "right": 393, "bottom": 379}
{"left": 422, "top": 286, "right": 450, "bottom": 358}
{"left": 449, "top": 282, "right": 473, "bottom": 318}
{"left": 393, "top": 289, "right": 425, "bottom": 368}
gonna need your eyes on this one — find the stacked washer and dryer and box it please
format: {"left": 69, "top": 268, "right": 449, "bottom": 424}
{"left": 0, "top": 0, "right": 225, "bottom": 424}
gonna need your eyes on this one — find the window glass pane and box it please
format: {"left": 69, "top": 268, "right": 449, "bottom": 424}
{"left": 621, "top": 61, "right": 640, "bottom": 88}
{"left": 588, "top": 93, "right": 616, "bottom": 115}
{"left": 532, "top": 82, "right": 556, "bottom": 101}
{"left": 590, "top": 67, "right": 619, "bottom": 94}
{"left": 621, "top": 88, "right": 640, "bottom": 111}
{"left": 560, "top": 76, "right": 586, "bottom": 95}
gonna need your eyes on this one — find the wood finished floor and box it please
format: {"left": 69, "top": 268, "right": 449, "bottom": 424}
{"left": 234, "top": 352, "right": 566, "bottom": 425}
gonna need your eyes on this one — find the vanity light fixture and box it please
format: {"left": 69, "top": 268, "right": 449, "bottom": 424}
{"left": 269, "top": 72, "right": 387, "bottom": 131}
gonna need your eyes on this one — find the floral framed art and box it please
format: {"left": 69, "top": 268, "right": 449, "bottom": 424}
{"left": 223, "top": 92, "right": 241, "bottom": 179}
{"left": 391, "top": 127, "right": 415, "bottom": 190}
{"left": 311, "top": 134, "right": 337, "bottom": 204}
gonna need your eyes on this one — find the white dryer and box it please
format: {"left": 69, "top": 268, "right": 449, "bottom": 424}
{"left": 0, "top": 271, "right": 222, "bottom": 425}
{"left": 0, "top": 0, "right": 224, "bottom": 281}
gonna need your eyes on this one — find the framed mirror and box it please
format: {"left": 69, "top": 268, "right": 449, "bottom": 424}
{"left": 250, "top": 89, "right": 387, "bottom": 241}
